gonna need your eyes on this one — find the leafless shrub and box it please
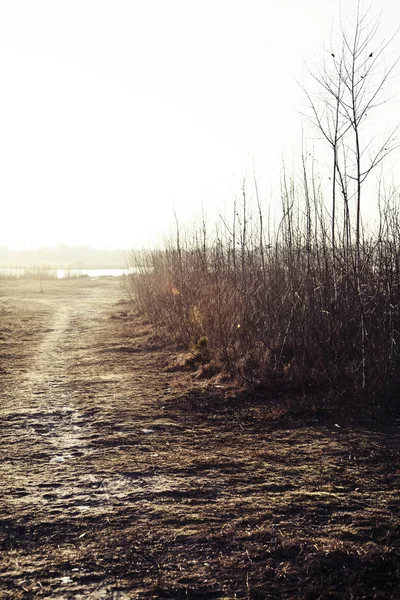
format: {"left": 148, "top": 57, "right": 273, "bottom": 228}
{"left": 127, "top": 173, "right": 400, "bottom": 415}
{"left": 128, "top": 4, "right": 400, "bottom": 416}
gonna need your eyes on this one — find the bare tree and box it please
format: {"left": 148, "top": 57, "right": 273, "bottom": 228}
{"left": 304, "top": 1, "right": 399, "bottom": 388}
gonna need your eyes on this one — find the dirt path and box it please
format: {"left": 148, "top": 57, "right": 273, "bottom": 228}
{"left": 0, "top": 278, "right": 174, "bottom": 598}
{"left": 1, "top": 279, "right": 399, "bottom": 599}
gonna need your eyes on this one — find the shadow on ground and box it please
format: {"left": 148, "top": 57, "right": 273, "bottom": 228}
{"left": 0, "top": 279, "right": 399, "bottom": 599}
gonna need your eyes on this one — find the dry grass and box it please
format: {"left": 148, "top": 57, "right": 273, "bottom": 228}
{"left": 0, "top": 280, "right": 399, "bottom": 598}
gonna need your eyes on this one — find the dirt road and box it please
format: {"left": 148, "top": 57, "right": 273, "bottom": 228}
{"left": 1, "top": 279, "right": 399, "bottom": 599}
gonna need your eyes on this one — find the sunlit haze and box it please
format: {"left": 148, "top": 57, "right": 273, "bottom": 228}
{"left": 1, "top": 0, "right": 399, "bottom": 250}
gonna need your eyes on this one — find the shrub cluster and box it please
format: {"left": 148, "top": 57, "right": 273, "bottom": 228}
{"left": 129, "top": 182, "right": 400, "bottom": 415}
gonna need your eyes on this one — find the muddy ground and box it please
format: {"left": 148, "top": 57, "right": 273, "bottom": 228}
{"left": 0, "top": 278, "right": 399, "bottom": 599}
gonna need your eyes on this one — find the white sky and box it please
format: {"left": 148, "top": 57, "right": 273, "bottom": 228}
{"left": 0, "top": 0, "right": 399, "bottom": 250}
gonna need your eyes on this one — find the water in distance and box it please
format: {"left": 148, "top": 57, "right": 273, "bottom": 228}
{"left": 0, "top": 267, "right": 135, "bottom": 279}
{"left": 57, "top": 268, "right": 133, "bottom": 278}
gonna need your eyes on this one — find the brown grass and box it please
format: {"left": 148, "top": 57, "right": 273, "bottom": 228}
{"left": 0, "top": 279, "right": 399, "bottom": 598}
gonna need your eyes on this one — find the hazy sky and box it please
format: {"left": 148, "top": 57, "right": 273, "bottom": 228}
{"left": 0, "top": 0, "right": 399, "bottom": 249}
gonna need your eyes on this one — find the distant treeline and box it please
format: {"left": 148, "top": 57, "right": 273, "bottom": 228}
{"left": 0, "top": 245, "right": 131, "bottom": 269}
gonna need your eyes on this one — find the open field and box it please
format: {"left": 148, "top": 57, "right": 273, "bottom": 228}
{"left": 0, "top": 278, "right": 399, "bottom": 599}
